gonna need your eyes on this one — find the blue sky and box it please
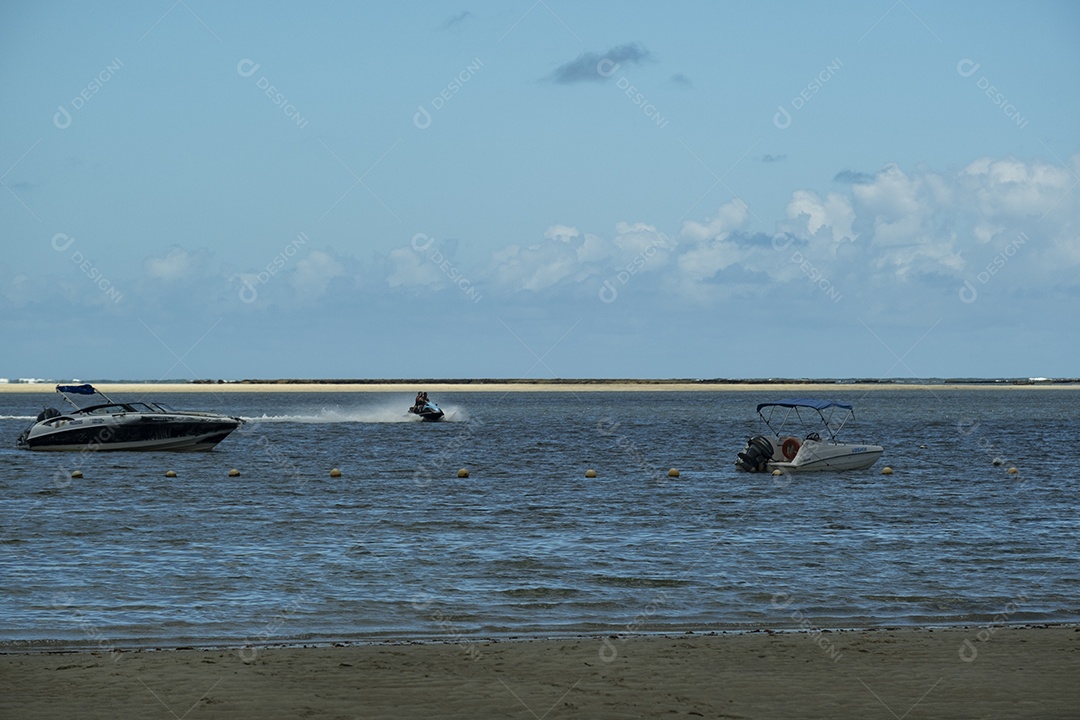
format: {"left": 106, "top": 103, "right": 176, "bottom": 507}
{"left": 2, "top": 1, "right": 1078, "bottom": 380}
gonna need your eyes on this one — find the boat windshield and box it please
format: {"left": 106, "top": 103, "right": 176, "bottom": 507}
{"left": 150, "top": 403, "right": 176, "bottom": 412}
{"left": 85, "top": 405, "right": 128, "bottom": 415}
{"left": 125, "top": 403, "right": 155, "bottom": 413}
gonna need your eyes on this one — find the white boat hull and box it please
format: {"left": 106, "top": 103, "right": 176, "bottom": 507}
{"left": 769, "top": 440, "right": 883, "bottom": 472}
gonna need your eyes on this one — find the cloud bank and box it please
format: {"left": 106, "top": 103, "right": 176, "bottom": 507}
{"left": 6, "top": 154, "right": 1076, "bottom": 339}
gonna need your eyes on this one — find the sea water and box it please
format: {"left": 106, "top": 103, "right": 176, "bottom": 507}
{"left": 1, "top": 388, "right": 1077, "bottom": 650}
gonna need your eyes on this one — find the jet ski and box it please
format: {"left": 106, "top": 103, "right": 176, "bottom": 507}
{"left": 408, "top": 398, "right": 445, "bottom": 422}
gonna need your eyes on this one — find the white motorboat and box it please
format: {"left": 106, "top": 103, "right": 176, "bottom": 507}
{"left": 735, "top": 399, "right": 883, "bottom": 473}
{"left": 16, "top": 384, "right": 243, "bottom": 452}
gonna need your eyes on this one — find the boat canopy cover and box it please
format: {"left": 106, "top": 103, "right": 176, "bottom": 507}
{"left": 56, "top": 384, "right": 98, "bottom": 395}
{"left": 757, "top": 398, "right": 853, "bottom": 412}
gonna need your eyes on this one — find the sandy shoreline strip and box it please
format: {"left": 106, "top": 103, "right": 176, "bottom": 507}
{"left": 2, "top": 381, "right": 1077, "bottom": 393}
{"left": 2, "top": 627, "right": 1077, "bottom": 718}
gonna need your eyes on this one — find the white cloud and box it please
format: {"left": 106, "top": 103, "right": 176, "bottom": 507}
{"left": 665, "top": 154, "right": 1080, "bottom": 297}
{"left": 576, "top": 232, "right": 610, "bottom": 264}
{"left": 289, "top": 249, "right": 346, "bottom": 298}
{"left": 851, "top": 164, "right": 925, "bottom": 245}
{"left": 490, "top": 241, "right": 585, "bottom": 291}
{"left": 386, "top": 246, "right": 442, "bottom": 289}
{"left": 972, "top": 221, "right": 1004, "bottom": 245}
{"left": 676, "top": 236, "right": 743, "bottom": 283}
{"left": 143, "top": 245, "right": 208, "bottom": 281}
{"left": 680, "top": 199, "right": 749, "bottom": 242}
{"left": 0, "top": 272, "right": 39, "bottom": 307}
{"left": 611, "top": 221, "right": 673, "bottom": 261}
{"left": 543, "top": 224, "right": 579, "bottom": 243}
{"left": 784, "top": 190, "right": 856, "bottom": 243}
{"left": 27, "top": 154, "right": 1075, "bottom": 323}
{"left": 963, "top": 155, "right": 1077, "bottom": 219}
{"left": 489, "top": 220, "right": 678, "bottom": 294}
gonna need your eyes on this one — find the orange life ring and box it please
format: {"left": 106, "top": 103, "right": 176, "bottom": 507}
{"left": 782, "top": 438, "right": 801, "bottom": 460}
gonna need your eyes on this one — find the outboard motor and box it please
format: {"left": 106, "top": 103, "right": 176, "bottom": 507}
{"left": 736, "top": 435, "right": 774, "bottom": 472}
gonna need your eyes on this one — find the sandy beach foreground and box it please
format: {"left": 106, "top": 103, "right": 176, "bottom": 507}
{"left": 2, "top": 627, "right": 1076, "bottom": 719}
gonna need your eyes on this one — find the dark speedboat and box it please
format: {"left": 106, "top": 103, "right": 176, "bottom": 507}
{"left": 16, "top": 384, "right": 243, "bottom": 451}
{"left": 407, "top": 398, "right": 445, "bottom": 422}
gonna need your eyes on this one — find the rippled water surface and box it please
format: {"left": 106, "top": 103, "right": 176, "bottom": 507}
{"left": 1, "top": 388, "right": 1077, "bottom": 650}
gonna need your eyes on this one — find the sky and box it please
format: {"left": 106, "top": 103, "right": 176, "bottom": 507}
{"left": 2, "top": 1, "right": 1078, "bottom": 381}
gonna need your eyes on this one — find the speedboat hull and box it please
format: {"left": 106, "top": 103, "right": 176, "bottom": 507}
{"left": 18, "top": 413, "right": 242, "bottom": 451}
{"left": 18, "top": 384, "right": 243, "bottom": 452}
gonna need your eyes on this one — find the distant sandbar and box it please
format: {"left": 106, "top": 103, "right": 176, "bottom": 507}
{"left": 1, "top": 378, "right": 1077, "bottom": 393}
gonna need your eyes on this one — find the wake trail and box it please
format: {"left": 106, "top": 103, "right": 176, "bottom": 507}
{"left": 243, "top": 404, "right": 468, "bottom": 424}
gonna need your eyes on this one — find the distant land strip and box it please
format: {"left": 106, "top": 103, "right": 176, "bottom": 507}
{"left": 192, "top": 377, "right": 1080, "bottom": 386}
{"left": 4, "top": 378, "right": 1079, "bottom": 392}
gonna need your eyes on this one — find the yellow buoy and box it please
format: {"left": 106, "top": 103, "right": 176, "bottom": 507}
{"left": 772, "top": 469, "right": 782, "bottom": 476}
{"left": 228, "top": 469, "right": 240, "bottom": 477}
{"left": 667, "top": 468, "right": 680, "bottom": 478}
{"left": 1007, "top": 467, "right": 1020, "bottom": 475}
{"left": 585, "top": 469, "right": 597, "bottom": 478}
{"left": 457, "top": 468, "right": 469, "bottom": 478}
{"left": 165, "top": 470, "right": 177, "bottom": 478}
{"left": 71, "top": 470, "right": 83, "bottom": 479}
{"left": 882, "top": 466, "right": 894, "bottom": 475}
{"left": 330, "top": 468, "right": 342, "bottom": 477}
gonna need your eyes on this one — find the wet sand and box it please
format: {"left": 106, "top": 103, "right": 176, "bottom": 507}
{"left": 2, "top": 626, "right": 1077, "bottom": 719}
